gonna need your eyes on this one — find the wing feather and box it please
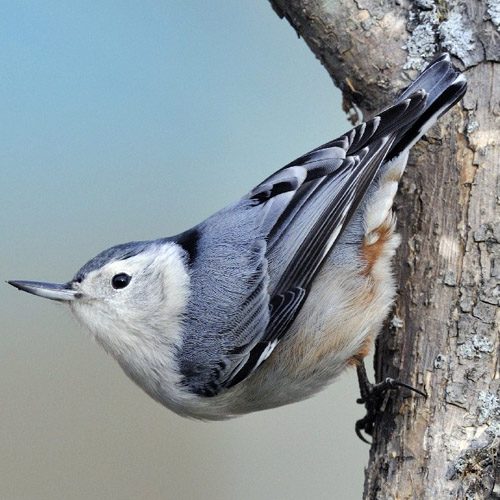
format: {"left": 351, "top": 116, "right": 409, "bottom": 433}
{"left": 180, "top": 91, "right": 429, "bottom": 395}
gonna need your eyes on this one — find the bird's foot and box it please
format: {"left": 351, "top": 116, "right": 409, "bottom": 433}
{"left": 355, "top": 361, "right": 427, "bottom": 444}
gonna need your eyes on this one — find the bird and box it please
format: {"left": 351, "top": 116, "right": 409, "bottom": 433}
{"left": 9, "top": 54, "right": 466, "bottom": 437}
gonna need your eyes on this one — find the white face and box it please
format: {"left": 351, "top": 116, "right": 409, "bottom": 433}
{"left": 69, "top": 243, "right": 190, "bottom": 362}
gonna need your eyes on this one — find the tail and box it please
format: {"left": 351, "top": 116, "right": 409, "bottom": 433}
{"left": 387, "top": 53, "right": 467, "bottom": 159}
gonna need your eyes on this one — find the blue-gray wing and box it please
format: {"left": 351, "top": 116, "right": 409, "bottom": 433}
{"left": 179, "top": 94, "right": 427, "bottom": 396}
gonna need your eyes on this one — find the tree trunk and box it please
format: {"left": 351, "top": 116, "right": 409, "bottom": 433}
{"left": 268, "top": 1, "right": 499, "bottom": 498}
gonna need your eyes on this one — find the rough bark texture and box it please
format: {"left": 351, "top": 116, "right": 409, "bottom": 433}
{"left": 269, "top": 1, "right": 499, "bottom": 498}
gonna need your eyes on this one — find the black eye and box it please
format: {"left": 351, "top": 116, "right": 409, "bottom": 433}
{"left": 112, "top": 273, "right": 131, "bottom": 289}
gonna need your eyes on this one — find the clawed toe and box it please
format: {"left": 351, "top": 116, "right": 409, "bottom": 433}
{"left": 355, "top": 363, "right": 427, "bottom": 443}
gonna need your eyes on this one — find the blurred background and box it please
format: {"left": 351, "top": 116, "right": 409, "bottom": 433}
{"left": 0, "top": 2, "right": 370, "bottom": 498}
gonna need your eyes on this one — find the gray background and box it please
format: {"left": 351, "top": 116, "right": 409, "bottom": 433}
{"left": 1, "top": 2, "right": 370, "bottom": 498}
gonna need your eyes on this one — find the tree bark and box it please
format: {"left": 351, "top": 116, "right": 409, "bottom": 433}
{"left": 269, "top": 1, "right": 499, "bottom": 498}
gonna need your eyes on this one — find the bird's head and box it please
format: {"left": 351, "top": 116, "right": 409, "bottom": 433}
{"left": 9, "top": 240, "right": 190, "bottom": 361}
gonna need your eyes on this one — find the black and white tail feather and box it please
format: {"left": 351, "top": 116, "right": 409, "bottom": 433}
{"left": 179, "top": 53, "right": 467, "bottom": 397}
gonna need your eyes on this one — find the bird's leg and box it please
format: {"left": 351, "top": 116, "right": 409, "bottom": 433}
{"left": 355, "top": 360, "right": 427, "bottom": 444}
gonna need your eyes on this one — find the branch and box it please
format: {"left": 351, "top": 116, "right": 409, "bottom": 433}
{"left": 269, "top": 0, "right": 500, "bottom": 497}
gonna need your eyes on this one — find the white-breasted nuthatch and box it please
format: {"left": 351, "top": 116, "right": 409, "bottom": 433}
{"left": 9, "top": 55, "right": 466, "bottom": 437}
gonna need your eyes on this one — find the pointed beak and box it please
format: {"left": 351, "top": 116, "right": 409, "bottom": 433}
{"left": 8, "top": 280, "right": 79, "bottom": 302}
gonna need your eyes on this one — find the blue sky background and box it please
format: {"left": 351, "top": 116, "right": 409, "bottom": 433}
{"left": 0, "top": 2, "right": 368, "bottom": 499}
